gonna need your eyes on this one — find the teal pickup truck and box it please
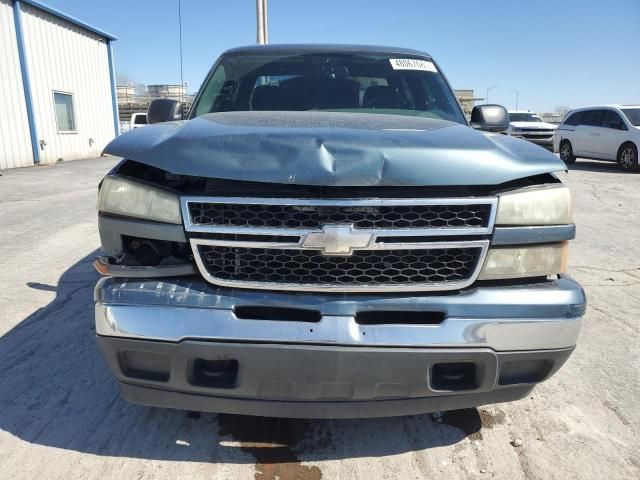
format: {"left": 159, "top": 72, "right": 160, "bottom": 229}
{"left": 93, "top": 45, "right": 585, "bottom": 418}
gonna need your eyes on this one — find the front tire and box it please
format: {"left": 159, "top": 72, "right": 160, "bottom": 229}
{"left": 559, "top": 140, "right": 576, "bottom": 165}
{"left": 617, "top": 143, "right": 638, "bottom": 172}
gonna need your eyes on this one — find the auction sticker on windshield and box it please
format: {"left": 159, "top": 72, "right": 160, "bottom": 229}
{"left": 389, "top": 58, "right": 438, "bottom": 72}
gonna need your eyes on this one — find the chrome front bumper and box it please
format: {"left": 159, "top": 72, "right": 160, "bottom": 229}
{"left": 95, "top": 276, "right": 584, "bottom": 351}
{"left": 95, "top": 276, "right": 584, "bottom": 418}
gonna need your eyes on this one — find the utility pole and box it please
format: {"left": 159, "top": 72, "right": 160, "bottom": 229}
{"left": 512, "top": 89, "right": 519, "bottom": 110}
{"left": 486, "top": 85, "right": 497, "bottom": 103}
{"left": 178, "top": 0, "right": 184, "bottom": 105}
{"left": 256, "top": 0, "right": 268, "bottom": 44}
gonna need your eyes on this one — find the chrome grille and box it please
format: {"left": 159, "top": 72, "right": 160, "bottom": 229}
{"left": 183, "top": 196, "right": 496, "bottom": 292}
{"left": 188, "top": 202, "right": 492, "bottom": 230}
{"left": 522, "top": 133, "right": 553, "bottom": 140}
{"left": 198, "top": 245, "right": 482, "bottom": 286}
{"left": 521, "top": 129, "right": 555, "bottom": 134}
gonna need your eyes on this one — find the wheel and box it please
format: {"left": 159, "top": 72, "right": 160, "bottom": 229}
{"left": 617, "top": 143, "right": 638, "bottom": 172}
{"left": 559, "top": 140, "right": 576, "bottom": 165}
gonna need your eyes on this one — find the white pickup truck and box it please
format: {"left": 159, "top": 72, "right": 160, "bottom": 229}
{"left": 119, "top": 112, "right": 147, "bottom": 134}
{"left": 507, "top": 111, "right": 556, "bottom": 149}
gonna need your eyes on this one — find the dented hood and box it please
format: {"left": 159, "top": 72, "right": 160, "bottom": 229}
{"left": 104, "top": 111, "right": 565, "bottom": 186}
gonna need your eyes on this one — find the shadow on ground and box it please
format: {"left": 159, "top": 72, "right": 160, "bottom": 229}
{"left": 0, "top": 252, "right": 492, "bottom": 468}
{"left": 568, "top": 159, "right": 626, "bottom": 173}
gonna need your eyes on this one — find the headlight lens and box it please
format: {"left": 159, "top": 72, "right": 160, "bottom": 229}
{"left": 496, "top": 185, "right": 571, "bottom": 226}
{"left": 97, "top": 176, "right": 181, "bottom": 224}
{"left": 479, "top": 243, "right": 568, "bottom": 280}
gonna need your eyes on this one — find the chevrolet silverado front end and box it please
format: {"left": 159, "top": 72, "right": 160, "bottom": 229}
{"left": 94, "top": 45, "right": 585, "bottom": 418}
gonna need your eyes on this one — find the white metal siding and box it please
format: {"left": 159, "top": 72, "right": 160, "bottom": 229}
{"left": 20, "top": 4, "right": 114, "bottom": 165}
{"left": 0, "top": 0, "right": 34, "bottom": 170}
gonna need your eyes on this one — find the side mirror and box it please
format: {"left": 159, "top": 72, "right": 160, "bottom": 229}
{"left": 470, "top": 104, "right": 509, "bottom": 132}
{"left": 147, "top": 99, "right": 183, "bottom": 124}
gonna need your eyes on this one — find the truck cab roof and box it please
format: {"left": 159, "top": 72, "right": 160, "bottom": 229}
{"left": 222, "top": 43, "right": 433, "bottom": 59}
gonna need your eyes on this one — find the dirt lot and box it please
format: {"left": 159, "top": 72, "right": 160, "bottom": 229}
{"left": 0, "top": 157, "right": 638, "bottom": 480}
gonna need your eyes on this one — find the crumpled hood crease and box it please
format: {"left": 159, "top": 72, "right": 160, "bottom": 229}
{"left": 104, "top": 111, "right": 565, "bottom": 186}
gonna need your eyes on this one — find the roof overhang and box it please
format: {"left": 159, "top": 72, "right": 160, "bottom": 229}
{"left": 17, "top": 0, "right": 117, "bottom": 41}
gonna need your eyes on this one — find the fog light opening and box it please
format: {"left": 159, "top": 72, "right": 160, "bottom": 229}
{"left": 190, "top": 358, "right": 239, "bottom": 389}
{"left": 431, "top": 362, "right": 478, "bottom": 391}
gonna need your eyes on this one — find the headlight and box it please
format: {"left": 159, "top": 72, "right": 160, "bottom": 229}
{"left": 496, "top": 185, "right": 571, "bottom": 226}
{"left": 97, "top": 176, "right": 181, "bottom": 224}
{"left": 479, "top": 243, "right": 568, "bottom": 280}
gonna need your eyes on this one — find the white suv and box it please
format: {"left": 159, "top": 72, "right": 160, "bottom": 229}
{"left": 553, "top": 105, "right": 640, "bottom": 171}
{"left": 507, "top": 111, "right": 557, "bottom": 149}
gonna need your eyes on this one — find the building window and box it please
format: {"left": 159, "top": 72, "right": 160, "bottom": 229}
{"left": 53, "top": 91, "right": 76, "bottom": 132}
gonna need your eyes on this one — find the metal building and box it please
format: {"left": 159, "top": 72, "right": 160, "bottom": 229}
{"left": 0, "top": 0, "right": 118, "bottom": 170}
{"left": 453, "top": 89, "right": 483, "bottom": 118}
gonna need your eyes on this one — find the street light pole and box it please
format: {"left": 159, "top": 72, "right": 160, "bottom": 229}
{"left": 512, "top": 89, "right": 519, "bottom": 110}
{"left": 486, "top": 85, "right": 497, "bottom": 103}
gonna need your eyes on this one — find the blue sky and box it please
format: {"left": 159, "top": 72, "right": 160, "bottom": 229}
{"left": 47, "top": 0, "right": 639, "bottom": 113}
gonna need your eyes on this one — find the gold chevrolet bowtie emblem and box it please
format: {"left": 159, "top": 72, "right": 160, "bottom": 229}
{"left": 302, "top": 224, "right": 373, "bottom": 256}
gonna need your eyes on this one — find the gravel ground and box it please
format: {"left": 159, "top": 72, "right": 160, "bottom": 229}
{"left": 0, "top": 156, "right": 638, "bottom": 480}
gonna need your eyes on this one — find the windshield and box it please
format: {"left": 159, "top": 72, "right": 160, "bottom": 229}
{"left": 621, "top": 108, "right": 640, "bottom": 126}
{"left": 191, "top": 51, "right": 465, "bottom": 124}
{"left": 509, "top": 113, "right": 542, "bottom": 123}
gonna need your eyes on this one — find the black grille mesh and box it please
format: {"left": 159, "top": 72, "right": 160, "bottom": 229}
{"left": 198, "top": 246, "right": 482, "bottom": 285}
{"left": 189, "top": 203, "right": 491, "bottom": 230}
